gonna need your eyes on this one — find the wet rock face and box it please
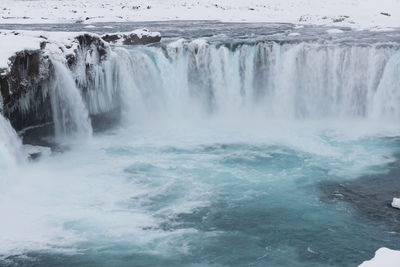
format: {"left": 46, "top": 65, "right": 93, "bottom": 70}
{"left": 0, "top": 29, "right": 162, "bottom": 140}
{"left": 0, "top": 33, "right": 112, "bottom": 135}
{"left": 0, "top": 49, "right": 52, "bottom": 131}
{"left": 1, "top": 50, "right": 44, "bottom": 100}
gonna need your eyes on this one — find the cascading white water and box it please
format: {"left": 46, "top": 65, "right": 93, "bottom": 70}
{"left": 49, "top": 60, "right": 93, "bottom": 139}
{"left": 0, "top": 39, "right": 397, "bottom": 144}
{"left": 22, "top": 38, "right": 397, "bottom": 139}
{"left": 0, "top": 113, "right": 25, "bottom": 169}
{"left": 83, "top": 40, "right": 399, "bottom": 123}
{"left": 371, "top": 49, "right": 400, "bottom": 119}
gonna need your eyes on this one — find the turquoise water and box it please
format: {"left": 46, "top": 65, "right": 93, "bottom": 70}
{"left": 1, "top": 120, "right": 400, "bottom": 266}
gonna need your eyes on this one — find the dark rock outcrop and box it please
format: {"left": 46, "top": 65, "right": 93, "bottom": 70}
{"left": 0, "top": 48, "right": 52, "bottom": 131}
{"left": 0, "top": 29, "right": 162, "bottom": 141}
{"left": 0, "top": 33, "right": 111, "bottom": 137}
{"left": 102, "top": 29, "right": 161, "bottom": 45}
{"left": 67, "top": 33, "right": 109, "bottom": 68}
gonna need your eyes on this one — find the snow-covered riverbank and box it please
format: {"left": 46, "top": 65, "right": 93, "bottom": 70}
{"left": 1, "top": 0, "right": 400, "bottom": 30}
{"left": 0, "top": 29, "right": 160, "bottom": 71}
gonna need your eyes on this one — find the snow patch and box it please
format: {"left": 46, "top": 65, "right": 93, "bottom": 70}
{"left": 359, "top": 248, "right": 400, "bottom": 267}
{"left": 131, "top": 28, "right": 160, "bottom": 39}
{"left": 0, "top": 28, "right": 158, "bottom": 74}
{"left": 0, "top": 30, "right": 101, "bottom": 71}
{"left": 391, "top": 198, "right": 400, "bottom": 209}
{"left": 0, "top": 32, "right": 41, "bottom": 70}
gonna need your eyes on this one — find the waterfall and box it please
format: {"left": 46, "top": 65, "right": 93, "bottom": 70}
{"left": 0, "top": 113, "right": 25, "bottom": 169}
{"left": 49, "top": 60, "right": 93, "bottom": 139}
{"left": 86, "top": 40, "right": 397, "bottom": 122}
{"left": 371, "top": 50, "right": 400, "bottom": 119}
{"left": 4, "top": 39, "right": 399, "bottom": 142}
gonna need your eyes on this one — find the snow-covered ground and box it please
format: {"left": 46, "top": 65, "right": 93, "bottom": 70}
{"left": 0, "top": 29, "right": 159, "bottom": 71}
{"left": 0, "top": 31, "right": 41, "bottom": 69}
{"left": 0, "top": 0, "right": 399, "bottom": 30}
{"left": 0, "top": 30, "right": 101, "bottom": 72}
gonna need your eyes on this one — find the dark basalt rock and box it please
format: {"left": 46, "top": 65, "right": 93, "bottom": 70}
{"left": 1, "top": 50, "right": 43, "bottom": 99}
{"left": 0, "top": 33, "right": 111, "bottom": 138}
{"left": 101, "top": 34, "right": 120, "bottom": 43}
{"left": 0, "top": 49, "right": 52, "bottom": 131}
{"left": 67, "top": 33, "right": 109, "bottom": 68}
{"left": 102, "top": 30, "right": 161, "bottom": 46}
{"left": 123, "top": 33, "right": 161, "bottom": 45}
{"left": 0, "top": 29, "right": 161, "bottom": 142}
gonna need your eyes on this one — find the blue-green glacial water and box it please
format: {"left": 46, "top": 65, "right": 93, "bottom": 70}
{"left": 2, "top": 120, "right": 400, "bottom": 267}
{"left": 1, "top": 22, "right": 400, "bottom": 266}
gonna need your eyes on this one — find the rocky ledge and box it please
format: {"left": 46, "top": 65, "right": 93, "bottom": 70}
{"left": 0, "top": 29, "right": 161, "bottom": 138}
{"left": 102, "top": 29, "right": 161, "bottom": 45}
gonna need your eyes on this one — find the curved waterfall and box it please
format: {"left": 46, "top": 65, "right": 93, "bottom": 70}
{"left": 80, "top": 40, "right": 400, "bottom": 125}
{"left": 1, "top": 39, "right": 400, "bottom": 142}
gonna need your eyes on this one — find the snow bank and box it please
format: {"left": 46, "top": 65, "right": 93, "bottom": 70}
{"left": 0, "top": 28, "right": 159, "bottom": 74}
{"left": 392, "top": 198, "right": 400, "bottom": 209}
{"left": 1, "top": 0, "right": 400, "bottom": 29}
{"left": 0, "top": 31, "right": 41, "bottom": 70}
{"left": 0, "top": 30, "right": 93, "bottom": 72}
{"left": 359, "top": 248, "right": 400, "bottom": 267}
